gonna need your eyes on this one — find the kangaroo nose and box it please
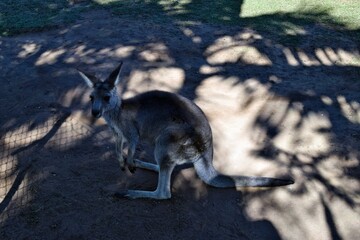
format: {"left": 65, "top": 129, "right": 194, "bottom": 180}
{"left": 92, "top": 110, "right": 101, "bottom": 118}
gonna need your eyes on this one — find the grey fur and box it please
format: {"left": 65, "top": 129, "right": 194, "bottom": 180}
{"left": 78, "top": 62, "right": 294, "bottom": 199}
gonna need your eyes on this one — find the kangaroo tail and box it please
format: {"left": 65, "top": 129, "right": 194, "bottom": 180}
{"left": 193, "top": 156, "right": 294, "bottom": 188}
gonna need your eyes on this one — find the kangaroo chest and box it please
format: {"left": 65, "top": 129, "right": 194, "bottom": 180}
{"left": 103, "top": 112, "right": 126, "bottom": 139}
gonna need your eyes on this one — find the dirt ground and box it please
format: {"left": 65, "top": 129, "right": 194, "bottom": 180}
{"left": 1, "top": 9, "right": 360, "bottom": 240}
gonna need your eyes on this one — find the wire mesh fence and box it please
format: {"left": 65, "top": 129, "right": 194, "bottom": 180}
{"left": 0, "top": 111, "right": 94, "bottom": 225}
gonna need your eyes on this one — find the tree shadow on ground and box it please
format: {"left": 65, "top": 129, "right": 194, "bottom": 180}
{"left": 1, "top": 1, "right": 360, "bottom": 239}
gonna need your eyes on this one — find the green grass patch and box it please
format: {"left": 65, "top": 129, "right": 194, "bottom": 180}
{"left": 93, "top": 0, "right": 244, "bottom": 24}
{"left": 93, "top": 0, "right": 360, "bottom": 29}
{"left": 1, "top": 0, "right": 359, "bottom": 41}
{"left": 93, "top": 0, "right": 360, "bottom": 46}
{"left": 241, "top": 0, "right": 360, "bottom": 30}
{"left": 0, "top": 0, "right": 87, "bottom": 36}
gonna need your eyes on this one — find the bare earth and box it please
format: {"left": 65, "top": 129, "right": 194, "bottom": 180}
{"left": 1, "top": 10, "right": 359, "bottom": 240}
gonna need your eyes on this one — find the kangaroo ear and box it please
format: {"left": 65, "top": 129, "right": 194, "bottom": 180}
{"left": 77, "top": 69, "right": 98, "bottom": 88}
{"left": 106, "top": 62, "right": 123, "bottom": 87}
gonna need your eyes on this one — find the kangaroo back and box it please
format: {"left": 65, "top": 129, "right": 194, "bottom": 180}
{"left": 120, "top": 91, "right": 213, "bottom": 149}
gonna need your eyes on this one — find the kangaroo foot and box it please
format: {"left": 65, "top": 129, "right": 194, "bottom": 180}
{"left": 127, "top": 164, "right": 136, "bottom": 173}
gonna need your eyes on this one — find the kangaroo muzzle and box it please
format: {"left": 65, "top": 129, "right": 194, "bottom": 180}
{"left": 92, "top": 109, "right": 101, "bottom": 118}
{"left": 91, "top": 101, "right": 102, "bottom": 118}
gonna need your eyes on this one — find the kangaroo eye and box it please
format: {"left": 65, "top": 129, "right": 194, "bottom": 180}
{"left": 89, "top": 95, "right": 94, "bottom": 101}
{"left": 103, "top": 96, "right": 110, "bottom": 102}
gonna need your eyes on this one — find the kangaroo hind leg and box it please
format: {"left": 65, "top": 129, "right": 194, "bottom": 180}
{"left": 115, "top": 132, "right": 178, "bottom": 199}
{"left": 134, "top": 159, "right": 159, "bottom": 172}
{"left": 116, "top": 163, "right": 174, "bottom": 199}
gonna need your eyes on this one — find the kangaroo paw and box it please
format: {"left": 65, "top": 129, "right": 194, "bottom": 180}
{"left": 119, "top": 157, "right": 126, "bottom": 171}
{"left": 113, "top": 190, "right": 128, "bottom": 198}
{"left": 116, "top": 190, "right": 171, "bottom": 199}
{"left": 128, "top": 164, "right": 136, "bottom": 173}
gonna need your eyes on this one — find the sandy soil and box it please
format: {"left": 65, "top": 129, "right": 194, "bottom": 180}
{"left": 1, "top": 9, "right": 360, "bottom": 240}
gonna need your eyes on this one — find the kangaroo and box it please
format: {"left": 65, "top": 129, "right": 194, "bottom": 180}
{"left": 78, "top": 62, "right": 294, "bottom": 199}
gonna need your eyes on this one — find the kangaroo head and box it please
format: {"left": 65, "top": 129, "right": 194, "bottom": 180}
{"left": 78, "top": 62, "right": 123, "bottom": 118}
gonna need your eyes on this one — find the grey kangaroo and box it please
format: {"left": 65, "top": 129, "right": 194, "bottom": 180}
{"left": 78, "top": 62, "right": 294, "bottom": 199}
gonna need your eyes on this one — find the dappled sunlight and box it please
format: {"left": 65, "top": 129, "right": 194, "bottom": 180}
{"left": 295, "top": 112, "right": 332, "bottom": 154}
{"left": 17, "top": 43, "right": 41, "bottom": 59}
{"left": 337, "top": 95, "right": 360, "bottom": 124}
{"left": 245, "top": 187, "right": 332, "bottom": 239}
{"left": 65, "top": 45, "right": 136, "bottom": 65}
{"left": 60, "top": 85, "right": 89, "bottom": 108}
{"left": 206, "top": 44, "right": 272, "bottom": 66}
{"left": 195, "top": 75, "right": 245, "bottom": 114}
{"left": 315, "top": 48, "right": 333, "bottom": 66}
{"left": 198, "top": 64, "right": 222, "bottom": 75}
{"left": 195, "top": 64, "right": 359, "bottom": 238}
{"left": 245, "top": 164, "right": 360, "bottom": 239}
{"left": 320, "top": 95, "right": 333, "bottom": 105}
{"left": 35, "top": 48, "right": 67, "bottom": 66}
{"left": 158, "top": 0, "right": 192, "bottom": 15}
{"left": 138, "top": 43, "right": 173, "bottom": 62}
{"left": 282, "top": 47, "right": 360, "bottom": 67}
{"left": 45, "top": 116, "right": 93, "bottom": 151}
{"left": 324, "top": 47, "right": 340, "bottom": 63}
{"left": 205, "top": 32, "right": 272, "bottom": 66}
{"left": 296, "top": 49, "right": 321, "bottom": 66}
{"left": 114, "top": 46, "right": 136, "bottom": 58}
{"left": 255, "top": 101, "right": 333, "bottom": 157}
{"left": 2, "top": 119, "right": 53, "bottom": 148}
{"left": 195, "top": 77, "right": 289, "bottom": 176}
{"left": 1, "top": 3, "right": 359, "bottom": 239}
{"left": 180, "top": 27, "right": 202, "bottom": 44}
{"left": 283, "top": 47, "right": 300, "bottom": 66}
{"left": 336, "top": 48, "right": 360, "bottom": 66}
{"left": 239, "top": 92, "right": 360, "bottom": 239}
{"left": 124, "top": 67, "right": 185, "bottom": 97}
